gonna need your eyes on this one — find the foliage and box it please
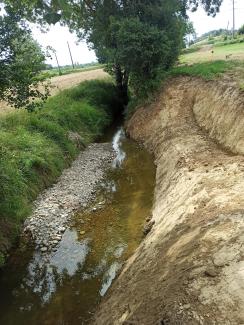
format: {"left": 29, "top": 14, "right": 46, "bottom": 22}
{"left": 0, "top": 0, "right": 224, "bottom": 100}
{"left": 0, "top": 79, "right": 122, "bottom": 265}
{"left": 0, "top": 13, "right": 49, "bottom": 111}
{"left": 238, "top": 25, "right": 244, "bottom": 35}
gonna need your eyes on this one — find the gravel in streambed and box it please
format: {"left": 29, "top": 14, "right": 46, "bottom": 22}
{"left": 23, "top": 143, "right": 114, "bottom": 253}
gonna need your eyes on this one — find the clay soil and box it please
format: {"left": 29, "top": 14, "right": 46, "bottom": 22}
{"left": 92, "top": 76, "right": 244, "bottom": 324}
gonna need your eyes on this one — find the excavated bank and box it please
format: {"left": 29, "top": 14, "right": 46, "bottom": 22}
{"left": 93, "top": 76, "right": 244, "bottom": 324}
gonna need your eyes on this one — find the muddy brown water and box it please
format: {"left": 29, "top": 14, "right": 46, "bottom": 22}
{"left": 0, "top": 126, "right": 155, "bottom": 325}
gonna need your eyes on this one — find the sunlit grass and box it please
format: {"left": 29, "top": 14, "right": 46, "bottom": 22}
{"left": 170, "top": 60, "right": 244, "bottom": 80}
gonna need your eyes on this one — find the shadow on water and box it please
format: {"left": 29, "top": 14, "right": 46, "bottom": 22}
{"left": 0, "top": 122, "right": 155, "bottom": 325}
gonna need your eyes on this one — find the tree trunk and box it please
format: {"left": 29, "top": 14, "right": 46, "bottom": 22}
{"left": 114, "top": 64, "right": 129, "bottom": 105}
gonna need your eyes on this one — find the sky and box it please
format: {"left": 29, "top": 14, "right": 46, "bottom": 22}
{"left": 32, "top": 0, "right": 244, "bottom": 67}
{"left": 188, "top": 0, "right": 244, "bottom": 36}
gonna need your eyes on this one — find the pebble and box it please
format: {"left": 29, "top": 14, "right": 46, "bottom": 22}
{"left": 23, "top": 143, "right": 114, "bottom": 254}
{"left": 204, "top": 267, "right": 218, "bottom": 278}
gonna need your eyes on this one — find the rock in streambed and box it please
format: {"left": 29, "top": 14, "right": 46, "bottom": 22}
{"left": 24, "top": 143, "right": 114, "bottom": 253}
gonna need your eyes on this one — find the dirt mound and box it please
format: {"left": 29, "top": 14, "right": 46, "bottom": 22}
{"left": 92, "top": 76, "right": 244, "bottom": 324}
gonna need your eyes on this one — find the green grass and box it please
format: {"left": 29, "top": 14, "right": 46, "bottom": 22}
{"left": 170, "top": 60, "right": 241, "bottom": 80}
{"left": 0, "top": 79, "right": 122, "bottom": 266}
{"left": 180, "top": 42, "right": 244, "bottom": 64}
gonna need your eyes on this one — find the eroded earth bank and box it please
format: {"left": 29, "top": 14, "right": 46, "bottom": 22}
{"left": 93, "top": 76, "right": 244, "bottom": 324}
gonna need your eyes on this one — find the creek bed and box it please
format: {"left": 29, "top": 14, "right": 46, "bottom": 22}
{"left": 0, "top": 127, "right": 155, "bottom": 325}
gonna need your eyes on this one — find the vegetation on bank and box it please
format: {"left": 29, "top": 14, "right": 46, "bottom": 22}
{"left": 0, "top": 79, "right": 122, "bottom": 266}
{"left": 171, "top": 60, "right": 244, "bottom": 80}
{"left": 127, "top": 58, "right": 244, "bottom": 118}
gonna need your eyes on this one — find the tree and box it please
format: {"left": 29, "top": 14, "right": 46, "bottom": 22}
{"left": 0, "top": 13, "right": 49, "bottom": 111}
{"left": 0, "top": 0, "right": 223, "bottom": 102}
{"left": 188, "top": 0, "right": 222, "bottom": 16}
{"left": 238, "top": 25, "right": 244, "bottom": 35}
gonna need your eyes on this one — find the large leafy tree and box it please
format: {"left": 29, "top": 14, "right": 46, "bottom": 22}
{"left": 0, "top": 12, "right": 49, "bottom": 111}
{"left": 0, "top": 0, "right": 223, "bottom": 102}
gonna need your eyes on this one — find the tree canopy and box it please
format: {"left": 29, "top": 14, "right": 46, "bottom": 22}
{"left": 0, "top": 0, "right": 223, "bottom": 102}
{"left": 0, "top": 12, "right": 49, "bottom": 111}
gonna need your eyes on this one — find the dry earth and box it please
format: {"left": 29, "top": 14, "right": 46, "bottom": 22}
{"left": 93, "top": 76, "right": 244, "bottom": 324}
{"left": 0, "top": 68, "right": 108, "bottom": 114}
{"left": 49, "top": 68, "right": 108, "bottom": 95}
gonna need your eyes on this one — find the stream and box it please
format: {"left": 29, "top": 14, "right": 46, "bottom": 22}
{"left": 0, "top": 125, "right": 155, "bottom": 325}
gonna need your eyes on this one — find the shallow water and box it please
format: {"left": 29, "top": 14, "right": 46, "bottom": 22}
{"left": 0, "top": 126, "right": 155, "bottom": 325}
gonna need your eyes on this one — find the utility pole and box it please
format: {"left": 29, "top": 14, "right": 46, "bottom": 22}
{"left": 232, "top": 0, "right": 235, "bottom": 38}
{"left": 226, "top": 20, "right": 229, "bottom": 37}
{"left": 67, "top": 41, "right": 75, "bottom": 69}
{"left": 54, "top": 51, "right": 62, "bottom": 75}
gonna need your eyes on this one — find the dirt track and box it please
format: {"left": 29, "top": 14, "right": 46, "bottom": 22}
{"left": 93, "top": 76, "right": 244, "bottom": 324}
{"left": 0, "top": 68, "right": 108, "bottom": 114}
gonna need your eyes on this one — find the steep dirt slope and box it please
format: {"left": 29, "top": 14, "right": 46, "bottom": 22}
{"left": 93, "top": 76, "right": 244, "bottom": 324}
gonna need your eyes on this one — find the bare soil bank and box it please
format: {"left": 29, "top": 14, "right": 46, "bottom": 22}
{"left": 93, "top": 76, "right": 244, "bottom": 324}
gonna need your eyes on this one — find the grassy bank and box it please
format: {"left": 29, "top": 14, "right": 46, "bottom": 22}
{"left": 0, "top": 80, "right": 122, "bottom": 266}
{"left": 171, "top": 60, "right": 244, "bottom": 80}
{"left": 127, "top": 59, "right": 244, "bottom": 119}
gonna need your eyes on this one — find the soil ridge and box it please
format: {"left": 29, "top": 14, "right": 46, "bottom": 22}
{"left": 93, "top": 76, "right": 244, "bottom": 324}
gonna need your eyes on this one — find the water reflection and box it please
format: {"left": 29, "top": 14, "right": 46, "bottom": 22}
{"left": 112, "top": 128, "right": 126, "bottom": 168}
{"left": 16, "top": 230, "right": 90, "bottom": 305}
{"left": 0, "top": 127, "right": 155, "bottom": 325}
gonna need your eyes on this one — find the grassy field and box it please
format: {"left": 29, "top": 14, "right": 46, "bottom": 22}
{"left": 170, "top": 40, "right": 244, "bottom": 92}
{"left": 0, "top": 80, "right": 122, "bottom": 266}
{"left": 171, "top": 60, "right": 244, "bottom": 80}
{"left": 180, "top": 42, "right": 244, "bottom": 64}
